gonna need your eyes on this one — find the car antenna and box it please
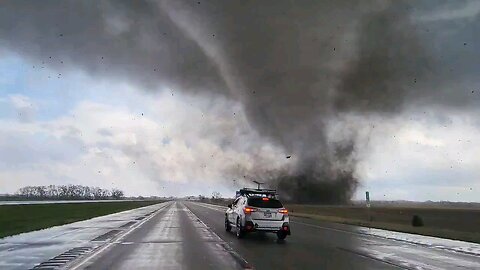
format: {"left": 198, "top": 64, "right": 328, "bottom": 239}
{"left": 252, "top": 180, "right": 264, "bottom": 190}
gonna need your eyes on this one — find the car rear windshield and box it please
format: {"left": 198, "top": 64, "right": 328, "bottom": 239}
{"left": 247, "top": 197, "right": 283, "bottom": 208}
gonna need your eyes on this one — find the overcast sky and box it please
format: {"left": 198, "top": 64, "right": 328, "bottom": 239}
{"left": 1, "top": 1, "right": 480, "bottom": 201}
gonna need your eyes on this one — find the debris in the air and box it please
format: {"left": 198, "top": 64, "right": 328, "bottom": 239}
{"left": 286, "top": 155, "right": 291, "bottom": 159}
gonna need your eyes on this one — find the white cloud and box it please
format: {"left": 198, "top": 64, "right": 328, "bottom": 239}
{"left": 0, "top": 88, "right": 288, "bottom": 197}
{"left": 7, "top": 94, "right": 38, "bottom": 122}
{"left": 353, "top": 111, "right": 480, "bottom": 201}
{"left": 418, "top": 1, "right": 480, "bottom": 22}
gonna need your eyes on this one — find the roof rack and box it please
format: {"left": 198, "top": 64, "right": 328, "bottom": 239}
{"left": 236, "top": 188, "right": 278, "bottom": 198}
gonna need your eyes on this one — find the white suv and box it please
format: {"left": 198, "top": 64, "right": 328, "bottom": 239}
{"left": 225, "top": 188, "right": 291, "bottom": 239}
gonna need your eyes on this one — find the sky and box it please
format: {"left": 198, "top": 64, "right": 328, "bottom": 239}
{"left": 1, "top": 1, "right": 480, "bottom": 202}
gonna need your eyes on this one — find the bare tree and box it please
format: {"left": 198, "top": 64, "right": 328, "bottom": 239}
{"left": 111, "top": 188, "right": 124, "bottom": 199}
{"left": 211, "top": 191, "right": 222, "bottom": 200}
{"left": 14, "top": 185, "right": 125, "bottom": 200}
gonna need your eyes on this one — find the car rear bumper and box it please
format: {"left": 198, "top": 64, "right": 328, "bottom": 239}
{"left": 244, "top": 220, "right": 291, "bottom": 234}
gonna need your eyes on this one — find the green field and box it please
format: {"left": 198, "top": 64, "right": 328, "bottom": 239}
{"left": 0, "top": 201, "right": 162, "bottom": 239}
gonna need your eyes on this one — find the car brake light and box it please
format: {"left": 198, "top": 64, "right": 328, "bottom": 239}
{"left": 243, "top": 207, "right": 256, "bottom": 214}
{"left": 279, "top": 209, "right": 288, "bottom": 214}
{"left": 262, "top": 197, "right": 269, "bottom": 201}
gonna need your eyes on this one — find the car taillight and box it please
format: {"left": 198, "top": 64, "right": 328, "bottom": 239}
{"left": 279, "top": 209, "right": 288, "bottom": 215}
{"left": 243, "top": 207, "right": 256, "bottom": 214}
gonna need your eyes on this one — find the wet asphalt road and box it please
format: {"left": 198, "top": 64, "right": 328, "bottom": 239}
{"left": 75, "top": 201, "right": 479, "bottom": 270}
{"left": 1, "top": 201, "right": 479, "bottom": 270}
{"left": 77, "top": 202, "right": 246, "bottom": 270}
{"left": 184, "top": 202, "right": 480, "bottom": 270}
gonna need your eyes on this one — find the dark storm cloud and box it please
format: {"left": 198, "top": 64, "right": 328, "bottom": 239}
{"left": 1, "top": 0, "right": 479, "bottom": 203}
{"left": 0, "top": 0, "right": 227, "bottom": 94}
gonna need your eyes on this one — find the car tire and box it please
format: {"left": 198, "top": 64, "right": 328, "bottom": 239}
{"left": 277, "top": 231, "right": 287, "bottom": 240}
{"left": 225, "top": 216, "right": 231, "bottom": 232}
{"left": 236, "top": 218, "right": 244, "bottom": 239}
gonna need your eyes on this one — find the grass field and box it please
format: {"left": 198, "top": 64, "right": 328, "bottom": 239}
{"left": 0, "top": 200, "right": 162, "bottom": 239}
{"left": 287, "top": 204, "right": 480, "bottom": 244}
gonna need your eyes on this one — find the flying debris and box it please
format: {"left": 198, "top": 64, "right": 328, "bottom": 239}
{"left": 0, "top": 1, "right": 478, "bottom": 203}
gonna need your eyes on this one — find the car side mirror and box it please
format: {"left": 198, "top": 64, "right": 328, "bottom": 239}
{"left": 227, "top": 204, "right": 232, "bottom": 208}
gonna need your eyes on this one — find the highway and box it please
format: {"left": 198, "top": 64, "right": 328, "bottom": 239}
{"left": 1, "top": 201, "right": 479, "bottom": 270}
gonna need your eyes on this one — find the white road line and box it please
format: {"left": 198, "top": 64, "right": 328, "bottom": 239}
{"left": 182, "top": 202, "right": 253, "bottom": 269}
{"left": 68, "top": 202, "right": 171, "bottom": 270}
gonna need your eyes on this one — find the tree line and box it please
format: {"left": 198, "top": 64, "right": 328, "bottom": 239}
{"left": 14, "top": 185, "right": 124, "bottom": 200}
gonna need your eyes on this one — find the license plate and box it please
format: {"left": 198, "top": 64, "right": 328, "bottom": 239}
{"left": 264, "top": 212, "right": 272, "bottom": 218}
